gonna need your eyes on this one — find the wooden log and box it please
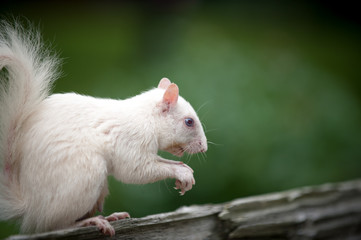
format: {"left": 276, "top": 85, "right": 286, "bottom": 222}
{"left": 220, "top": 179, "right": 361, "bottom": 239}
{"left": 6, "top": 179, "right": 361, "bottom": 240}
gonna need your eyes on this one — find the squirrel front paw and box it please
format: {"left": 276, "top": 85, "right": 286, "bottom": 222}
{"left": 173, "top": 162, "right": 195, "bottom": 195}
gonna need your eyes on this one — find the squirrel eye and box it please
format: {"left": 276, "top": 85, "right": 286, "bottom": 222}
{"left": 185, "top": 118, "right": 194, "bottom": 127}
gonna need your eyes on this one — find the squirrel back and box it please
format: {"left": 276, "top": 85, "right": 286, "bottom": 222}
{"left": 0, "top": 21, "right": 59, "bottom": 221}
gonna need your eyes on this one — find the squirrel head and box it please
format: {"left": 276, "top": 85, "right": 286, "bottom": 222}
{"left": 155, "top": 78, "right": 207, "bottom": 157}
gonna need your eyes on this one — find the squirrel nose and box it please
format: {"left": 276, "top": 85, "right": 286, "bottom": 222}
{"left": 198, "top": 140, "right": 208, "bottom": 152}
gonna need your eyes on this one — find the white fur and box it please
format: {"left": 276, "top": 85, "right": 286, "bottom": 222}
{"left": 0, "top": 21, "right": 207, "bottom": 233}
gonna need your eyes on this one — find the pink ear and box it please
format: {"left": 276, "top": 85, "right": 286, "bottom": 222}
{"left": 163, "top": 83, "right": 179, "bottom": 109}
{"left": 158, "top": 78, "right": 171, "bottom": 89}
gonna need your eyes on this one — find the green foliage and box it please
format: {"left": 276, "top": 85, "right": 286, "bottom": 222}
{"left": 1, "top": 1, "right": 361, "bottom": 238}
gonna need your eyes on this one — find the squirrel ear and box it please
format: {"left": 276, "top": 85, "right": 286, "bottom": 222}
{"left": 162, "top": 83, "right": 179, "bottom": 111}
{"left": 158, "top": 78, "right": 171, "bottom": 89}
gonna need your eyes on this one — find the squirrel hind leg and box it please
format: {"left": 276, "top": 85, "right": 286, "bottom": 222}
{"left": 77, "top": 184, "right": 109, "bottom": 221}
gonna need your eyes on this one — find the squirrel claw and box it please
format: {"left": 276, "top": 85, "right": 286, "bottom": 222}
{"left": 75, "top": 215, "right": 115, "bottom": 236}
{"left": 105, "top": 212, "right": 130, "bottom": 222}
{"left": 174, "top": 177, "right": 194, "bottom": 195}
{"left": 75, "top": 212, "right": 130, "bottom": 236}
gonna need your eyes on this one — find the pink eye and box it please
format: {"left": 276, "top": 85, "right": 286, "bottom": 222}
{"left": 185, "top": 118, "right": 194, "bottom": 127}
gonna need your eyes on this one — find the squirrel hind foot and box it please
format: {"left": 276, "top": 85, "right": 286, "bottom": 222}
{"left": 74, "top": 212, "right": 130, "bottom": 236}
{"left": 75, "top": 215, "right": 115, "bottom": 236}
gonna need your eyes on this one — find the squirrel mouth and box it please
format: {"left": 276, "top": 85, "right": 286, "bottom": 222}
{"left": 165, "top": 144, "right": 185, "bottom": 157}
{"left": 175, "top": 147, "right": 185, "bottom": 157}
{"left": 172, "top": 146, "right": 185, "bottom": 157}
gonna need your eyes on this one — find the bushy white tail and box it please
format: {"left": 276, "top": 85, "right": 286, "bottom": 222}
{"left": 0, "top": 20, "right": 59, "bottom": 220}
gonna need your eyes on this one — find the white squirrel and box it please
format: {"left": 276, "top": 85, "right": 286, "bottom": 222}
{"left": 0, "top": 21, "right": 207, "bottom": 236}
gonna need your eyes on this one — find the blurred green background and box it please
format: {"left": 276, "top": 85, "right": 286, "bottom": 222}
{"left": 1, "top": 0, "right": 361, "bottom": 238}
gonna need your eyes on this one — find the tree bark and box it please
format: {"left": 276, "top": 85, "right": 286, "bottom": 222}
{"left": 6, "top": 179, "right": 361, "bottom": 240}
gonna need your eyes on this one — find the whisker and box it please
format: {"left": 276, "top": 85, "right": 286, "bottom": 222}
{"left": 198, "top": 152, "right": 205, "bottom": 163}
{"left": 188, "top": 151, "right": 193, "bottom": 163}
{"left": 185, "top": 156, "right": 190, "bottom": 164}
{"left": 163, "top": 179, "right": 172, "bottom": 194}
{"left": 200, "top": 152, "right": 207, "bottom": 163}
{"left": 205, "top": 128, "right": 218, "bottom": 133}
{"left": 201, "top": 121, "right": 207, "bottom": 132}
{"left": 200, "top": 110, "right": 210, "bottom": 123}
{"left": 197, "top": 100, "right": 211, "bottom": 113}
{"left": 185, "top": 146, "right": 193, "bottom": 163}
{"left": 195, "top": 152, "right": 201, "bottom": 162}
{"left": 187, "top": 157, "right": 193, "bottom": 165}
{"left": 207, "top": 141, "right": 222, "bottom": 146}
